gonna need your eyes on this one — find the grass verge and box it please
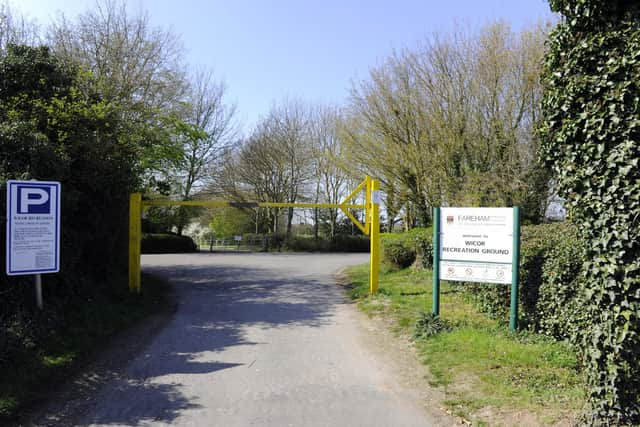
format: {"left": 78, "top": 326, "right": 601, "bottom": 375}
{"left": 0, "top": 273, "right": 171, "bottom": 423}
{"left": 346, "top": 264, "right": 584, "bottom": 425}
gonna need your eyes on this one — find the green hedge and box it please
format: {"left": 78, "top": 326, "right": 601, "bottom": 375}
{"left": 282, "top": 235, "right": 370, "bottom": 252}
{"left": 381, "top": 227, "right": 433, "bottom": 269}
{"left": 384, "top": 223, "right": 586, "bottom": 341}
{"left": 467, "top": 222, "right": 586, "bottom": 339}
{"left": 141, "top": 233, "right": 198, "bottom": 254}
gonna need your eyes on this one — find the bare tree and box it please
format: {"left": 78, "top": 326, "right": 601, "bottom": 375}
{"left": 341, "top": 22, "right": 550, "bottom": 226}
{"left": 219, "top": 100, "right": 313, "bottom": 238}
{"left": 0, "top": 1, "right": 39, "bottom": 53}
{"left": 47, "top": 0, "right": 186, "bottom": 113}
{"left": 169, "top": 68, "right": 238, "bottom": 233}
{"left": 266, "top": 100, "right": 314, "bottom": 238}
{"left": 341, "top": 51, "right": 438, "bottom": 226}
{"left": 310, "top": 106, "right": 349, "bottom": 238}
{"left": 174, "top": 68, "right": 237, "bottom": 199}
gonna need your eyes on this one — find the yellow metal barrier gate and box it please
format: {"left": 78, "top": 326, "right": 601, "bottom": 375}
{"left": 129, "top": 176, "right": 380, "bottom": 294}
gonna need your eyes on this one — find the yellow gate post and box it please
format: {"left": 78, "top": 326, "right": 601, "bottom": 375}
{"left": 128, "top": 193, "right": 142, "bottom": 293}
{"left": 369, "top": 178, "right": 380, "bottom": 294}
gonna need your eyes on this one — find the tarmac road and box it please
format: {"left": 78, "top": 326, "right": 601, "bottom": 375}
{"left": 57, "top": 252, "right": 441, "bottom": 426}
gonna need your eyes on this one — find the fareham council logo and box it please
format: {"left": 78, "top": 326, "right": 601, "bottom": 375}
{"left": 446, "top": 215, "right": 454, "bottom": 225}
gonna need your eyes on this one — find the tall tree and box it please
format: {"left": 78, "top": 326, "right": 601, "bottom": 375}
{"left": 342, "top": 22, "right": 550, "bottom": 226}
{"left": 47, "top": 0, "right": 187, "bottom": 178}
{"left": 0, "top": 1, "right": 39, "bottom": 53}
{"left": 220, "top": 100, "right": 313, "bottom": 238}
{"left": 48, "top": 0, "right": 185, "bottom": 111}
{"left": 0, "top": 43, "right": 136, "bottom": 284}
{"left": 540, "top": 1, "right": 640, "bottom": 424}
{"left": 166, "top": 69, "right": 238, "bottom": 234}
{"left": 310, "top": 106, "right": 349, "bottom": 238}
{"left": 181, "top": 68, "right": 237, "bottom": 198}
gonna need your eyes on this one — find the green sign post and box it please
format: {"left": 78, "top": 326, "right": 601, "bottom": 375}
{"left": 432, "top": 206, "right": 521, "bottom": 331}
{"left": 432, "top": 208, "right": 441, "bottom": 317}
{"left": 509, "top": 207, "right": 521, "bottom": 331}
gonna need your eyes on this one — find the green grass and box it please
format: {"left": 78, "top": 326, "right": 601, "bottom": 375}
{"left": 0, "top": 273, "right": 171, "bottom": 422}
{"left": 346, "top": 264, "right": 584, "bottom": 425}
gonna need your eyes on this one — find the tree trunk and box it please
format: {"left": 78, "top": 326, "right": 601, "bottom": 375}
{"left": 314, "top": 208, "right": 319, "bottom": 240}
{"left": 286, "top": 207, "right": 294, "bottom": 239}
{"left": 330, "top": 208, "right": 337, "bottom": 238}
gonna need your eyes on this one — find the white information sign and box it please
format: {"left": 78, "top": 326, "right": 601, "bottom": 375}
{"left": 6, "top": 180, "right": 61, "bottom": 275}
{"left": 371, "top": 190, "right": 382, "bottom": 204}
{"left": 439, "top": 207, "right": 513, "bottom": 284}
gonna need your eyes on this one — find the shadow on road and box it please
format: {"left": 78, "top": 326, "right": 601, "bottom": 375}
{"left": 83, "top": 262, "right": 348, "bottom": 426}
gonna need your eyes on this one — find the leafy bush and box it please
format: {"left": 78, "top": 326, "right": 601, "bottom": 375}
{"left": 407, "top": 227, "right": 433, "bottom": 268}
{"left": 0, "top": 46, "right": 137, "bottom": 349}
{"left": 413, "top": 312, "right": 451, "bottom": 340}
{"left": 381, "top": 233, "right": 415, "bottom": 269}
{"left": 141, "top": 233, "right": 198, "bottom": 254}
{"left": 0, "top": 45, "right": 142, "bottom": 418}
{"left": 283, "top": 237, "right": 330, "bottom": 252}
{"left": 381, "top": 227, "right": 432, "bottom": 269}
{"left": 330, "top": 235, "right": 371, "bottom": 252}
{"left": 280, "top": 235, "right": 370, "bottom": 253}
{"left": 467, "top": 222, "right": 585, "bottom": 339}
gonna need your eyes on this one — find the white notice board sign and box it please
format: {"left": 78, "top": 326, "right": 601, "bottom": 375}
{"left": 439, "top": 207, "right": 513, "bottom": 284}
{"left": 6, "top": 180, "right": 61, "bottom": 275}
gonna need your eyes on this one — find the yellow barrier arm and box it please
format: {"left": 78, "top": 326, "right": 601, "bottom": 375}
{"left": 128, "top": 176, "right": 381, "bottom": 294}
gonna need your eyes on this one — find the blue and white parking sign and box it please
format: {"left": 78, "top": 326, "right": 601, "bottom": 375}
{"left": 6, "top": 180, "right": 61, "bottom": 275}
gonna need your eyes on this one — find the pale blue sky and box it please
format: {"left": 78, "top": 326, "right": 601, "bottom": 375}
{"left": 12, "top": 0, "right": 554, "bottom": 132}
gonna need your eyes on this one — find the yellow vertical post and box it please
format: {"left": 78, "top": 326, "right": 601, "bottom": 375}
{"left": 369, "top": 179, "right": 380, "bottom": 294}
{"left": 128, "top": 193, "right": 142, "bottom": 293}
{"left": 365, "top": 176, "right": 371, "bottom": 234}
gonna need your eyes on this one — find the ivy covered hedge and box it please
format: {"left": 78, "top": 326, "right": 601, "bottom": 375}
{"left": 540, "top": 0, "right": 640, "bottom": 423}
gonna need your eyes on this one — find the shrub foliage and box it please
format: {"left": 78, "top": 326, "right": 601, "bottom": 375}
{"left": 413, "top": 312, "right": 451, "bottom": 340}
{"left": 141, "top": 233, "right": 198, "bottom": 254}
{"left": 468, "top": 223, "right": 586, "bottom": 339}
{"left": 0, "top": 45, "right": 136, "bottom": 378}
{"left": 381, "top": 228, "right": 432, "bottom": 270}
{"left": 540, "top": 1, "right": 640, "bottom": 423}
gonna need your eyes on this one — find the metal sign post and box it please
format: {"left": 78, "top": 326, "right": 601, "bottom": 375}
{"left": 35, "top": 274, "right": 43, "bottom": 310}
{"left": 510, "top": 207, "right": 521, "bottom": 331}
{"left": 432, "top": 208, "right": 441, "bottom": 316}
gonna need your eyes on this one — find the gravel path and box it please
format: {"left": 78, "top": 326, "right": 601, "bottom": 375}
{"left": 31, "top": 252, "right": 452, "bottom": 426}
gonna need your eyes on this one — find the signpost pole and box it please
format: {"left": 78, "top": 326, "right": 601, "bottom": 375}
{"left": 509, "top": 207, "right": 521, "bottom": 332}
{"left": 432, "top": 207, "right": 440, "bottom": 316}
{"left": 35, "top": 274, "right": 43, "bottom": 310}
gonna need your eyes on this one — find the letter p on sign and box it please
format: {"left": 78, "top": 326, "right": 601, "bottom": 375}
{"left": 18, "top": 187, "right": 51, "bottom": 214}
